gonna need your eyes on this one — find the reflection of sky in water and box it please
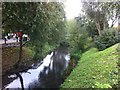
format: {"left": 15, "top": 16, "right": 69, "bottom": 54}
{"left": 50, "top": 59, "right": 53, "bottom": 71}
{"left": 65, "top": 54, "right": 70, "bottom": 62}
{"left": 6, "top": 52, "right": 53, "bottom": 88}
{"left": 64, "top": 54, "right": 70, "bottom": 68}
{"left": 6, "top": 52, "right": 70, "bottom": 88}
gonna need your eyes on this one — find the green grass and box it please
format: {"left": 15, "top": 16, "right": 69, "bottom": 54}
{"left": 61, "top": 43, "right": 119, "bottom": 88}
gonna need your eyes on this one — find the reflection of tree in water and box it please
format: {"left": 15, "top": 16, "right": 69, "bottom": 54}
{"left": 39, "top": 46, "right": 69, "bottom": 88}
{"left": 28, "top": 46, "right": 69, "bottom": 89}
{"left": 39, "top": 67, "right": 62, "bottom": 88}
{"left": 28, "top": 80, "right": 40, "bottom": 89}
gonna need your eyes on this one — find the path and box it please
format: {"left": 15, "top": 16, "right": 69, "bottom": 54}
{"left": 0, "top": 38, "right": 20, "bottom": 48}
{"left": 0, "top": 38, "right": 18, "bottom": 44}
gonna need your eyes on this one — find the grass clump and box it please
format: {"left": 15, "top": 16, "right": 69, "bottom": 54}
{"left": 61, "top": 43, "right": 119, "bottom": 88}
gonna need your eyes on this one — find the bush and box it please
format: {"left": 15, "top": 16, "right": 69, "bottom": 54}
{"left": 94, "top": 28, "right": 120, "bottom": 50}
{"left": 70, "top": 50, "right": 82, "bottom": 60}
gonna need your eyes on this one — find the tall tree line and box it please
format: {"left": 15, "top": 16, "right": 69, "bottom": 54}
{"left": 82, "top": 0, "right": 119, "bottom": 35}
{"left": 2, "top": 2, "right": 66, "bottom": 59}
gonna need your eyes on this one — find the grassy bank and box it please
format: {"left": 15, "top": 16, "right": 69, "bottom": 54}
{"left": 2, "top": 46, "right": 35, "bottom": 74}
{"left": 61, "top": 43, "right": 119, "bottom": 88}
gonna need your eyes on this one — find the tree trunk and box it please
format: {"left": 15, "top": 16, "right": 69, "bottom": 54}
{"left": 96, "top": 22, "right": 101, "bottom": 36}
{"left": 18, "top": 36, "right": 23, "bottom": 65}
{"left": 103, "top": 16, "right": 108, "bottom": 30}
{"left": 95, "top": 10, "right": 101, "bottom": 36}
{"left": 14, "top": 35, "right": 23, "bottom": 68}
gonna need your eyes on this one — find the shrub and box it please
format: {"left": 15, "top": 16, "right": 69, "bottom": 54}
{"left": 70, "top": 50, "right": 82, "bottom": 60}
{"left": 94, "top": 28, "right": 120, "bottom": 50}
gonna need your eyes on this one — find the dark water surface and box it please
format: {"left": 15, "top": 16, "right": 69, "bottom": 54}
{"left": 5, "top": 47, "right": 70, "bottom": 89}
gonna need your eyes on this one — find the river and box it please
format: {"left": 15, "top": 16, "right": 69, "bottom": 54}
{"left": 3, "top": 46, "right": 70, "bottom": 89}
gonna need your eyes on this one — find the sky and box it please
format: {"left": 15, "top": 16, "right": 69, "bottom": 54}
{"left": 64, "top": 0, "right": 118, "bottom": 27}
{"left": 64, "top": 0, "right": 82, "bottom": 20}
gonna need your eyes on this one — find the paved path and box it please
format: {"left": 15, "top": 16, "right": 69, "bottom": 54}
{"left": 0, "top": 39, "right": 18, "bottom": 44}
{"left": 0, "top": 38, "right": 20, "bottom": 48}
{"left": 0, "top": 38, "right": 29, "bottom": 48}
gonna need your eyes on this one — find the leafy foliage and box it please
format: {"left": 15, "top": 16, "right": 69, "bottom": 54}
{"left": 30, "top": 2, "right": 66, "bottom": 44}
{"left": 102, "top": 2, "right": 119, "bottom": 28}
{"left": 2, "top": 2, "right": 66, "bottom": 60}
{"left": 75, "top": 16, "right": 98, "bottom": 38}
{"left": 2, "top": 2, "right": 37, "bottom": 34}
{"left": 67, "top": 19, "right": 89, "bottom": 54}
{"left": 30, "top": 2, "right": 66, "bottom": 59}
{"left": 94, "top": 28, "right": 120, "bottom": 50}
{"left": 82, "top": 1, "right": 119, "bottom": 35}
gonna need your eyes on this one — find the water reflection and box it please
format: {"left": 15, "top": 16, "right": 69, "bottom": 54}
{"left": 5, "top": 47, "right": 70, "bottom": 89}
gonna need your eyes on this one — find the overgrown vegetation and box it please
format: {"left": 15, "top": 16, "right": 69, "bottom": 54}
{"left": 94, "top": 28, "right": 120, "bottom": 50}
{"left": 61, "top": 43, "right": 119, "bottom": 88}
{"left": 66, "top": 19, "right": 92, "bottom": 60}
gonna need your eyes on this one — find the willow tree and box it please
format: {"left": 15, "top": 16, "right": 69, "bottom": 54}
{"left": 30, "top": 2, "right": 66, "bottom": 59}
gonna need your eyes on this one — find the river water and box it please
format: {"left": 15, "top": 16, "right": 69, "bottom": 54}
{"left": 4, "top": 47, "right": 70, "bottom": 89}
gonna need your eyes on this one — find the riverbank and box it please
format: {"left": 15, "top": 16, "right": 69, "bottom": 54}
{"left": 2, "top": 46, "right": 35, "bottom": 75}
{"left": 2, "top": 46, "right": 35, "bottom": 87}
{"left": 61, "top": 43, "right": 119, "bottom": 88}
{"left": 2, "top": 45, "right": 70, "bottom": 89}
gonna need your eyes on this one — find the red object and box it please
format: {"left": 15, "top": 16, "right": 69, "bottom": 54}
{"left": 18, "top": 32, "right": 23, "bottom": 37}
{"left": 13, "top": 32, "right": 23, "bottom": 37}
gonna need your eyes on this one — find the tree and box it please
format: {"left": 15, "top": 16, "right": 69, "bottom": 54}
{"left": 75, "top": 15, "right": 98, "bottom": 38}
{"left": 2, "top": 2, "right": 37, "bottom": 34}
{"left": 82, "top": 1, "right": 103, "bottom": 35}
{"left": 103, "top": 2, "right": 119, "bottom": 28}
{"left": 81, "top": 1, "right": 119, "bottom": 35}
{"left": 2, "top": 2, "right": 66, "bottom": 60}
{"left": 30, "top": 2, "right": 66, "bottom": 59}
{"left": 67, "top": 19, "right": 88, "bottom": 53}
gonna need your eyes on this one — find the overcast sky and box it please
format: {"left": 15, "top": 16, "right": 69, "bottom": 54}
{"left": 64, "top": 0, "right": 118, "bottom": 27}
{"left": 64, "top": 0, "right": 82, "bottom": 19}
